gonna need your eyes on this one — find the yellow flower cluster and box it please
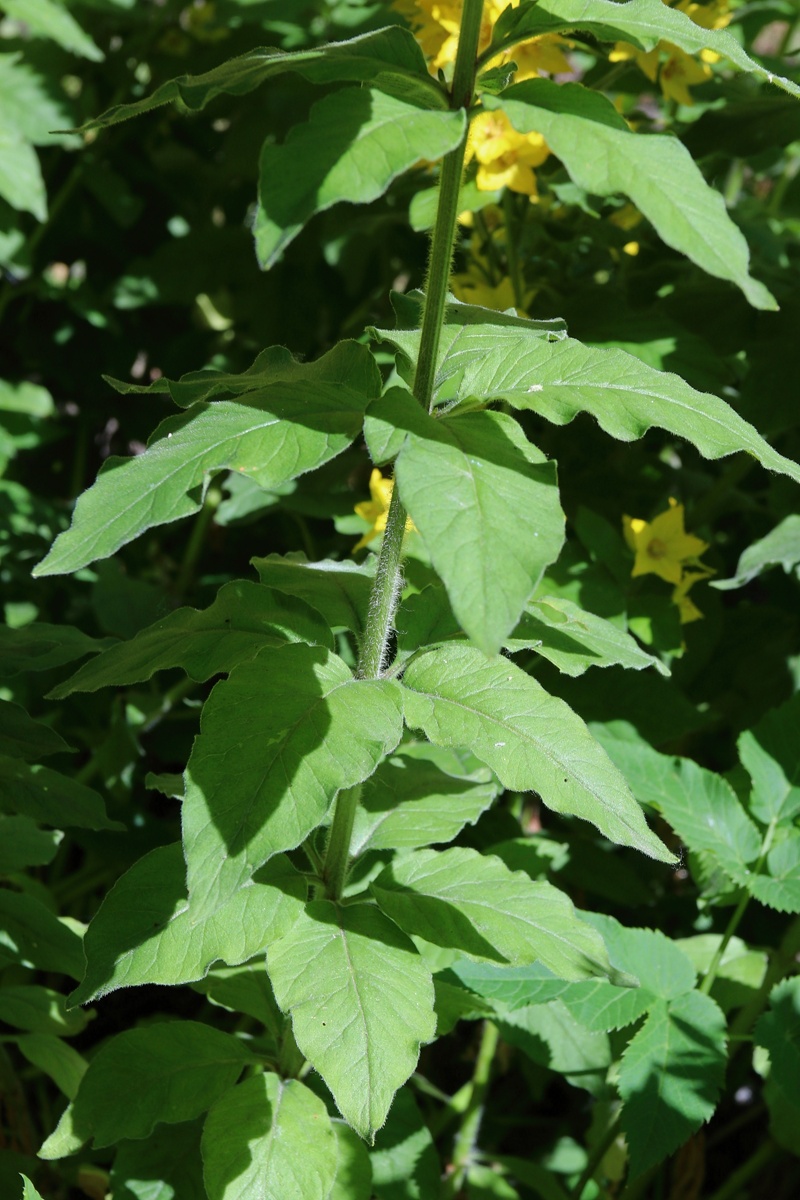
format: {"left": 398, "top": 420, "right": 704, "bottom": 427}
{"left": 466, "top": 110, "right": 549, "bottom": 197}
{"left": 623, "top": 498, "right": 714, "bottom": 623}
{"left": 353, "top": 469, "right": 416, "bottom": 552}
{"left": 610, "top": 0, "right": 731, "bottom": 106}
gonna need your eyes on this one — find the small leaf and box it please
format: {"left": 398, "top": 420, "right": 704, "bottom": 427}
{"left": 0, "top": 622, "right": 113, "bottom": 677}
{"left": 252, "top": 553, "right": 374, "bottom": 637}
{"left": 183, "top": 644, "right": 402, "bottom": 916}
{"left": 582, "top": 913, "right": 697, "bottom": 1001}
{"left": 372, "top": 847, "right": 615, "bottom": 981}
{"left": 0, "top": 890, "right": 84, "bottom": 978}
{"left": 0, "top": 757, "right": 122, "bottom": 831}
{"left": 0, "top": 130, "right": 46, "bottom": 221}
{"left": 41, "top": 1023, "right": 254, "bottom": 1155}
{"left": 401, "top": 645, "right": 673, "bottom": 862}
{"left": 17, "top": 1034, "right": 87, "bottom": 1100}
{"left": 267, "top": 901, "right": 436, "bottom": 1140}
{"left": 193, "top": 964, "right": 283, "bottom": 1036}
{"left": 255, "top": 89, "right": 465, "bottom": 267}
{"left": 507, "top": 596, "right": 669, "bottom": 677}
{"left": 498, "top": 1000, "right": 612, "bottom": 1096}
{"left": 110, "top": 1120, "right": 205, "bottom": 1200}
{"left": 3, "top": 0, "right": 103, "bottom": 61}
{"left": 49, "top": 580, "right": 332, "bottom": 698}
{"left": 370, "top": 1087, "right": 441, "bottom": 1200}
{"left": 0, "top": 986, "right": 88, "bottom": 1036}
{"left": 715, "top": 514, "right": 800, "bottom": 590}
{"left": 0, "top": 699, "right": 72, "bottom": 760}
{"left": 20, "top": 1177, "right": 45, "bottom": 1200}
{"left": 71, "top": 844, "right": 306, "bottom": 1006}
{"left": 0, "top": 817, "right": 62, "bottom": 873}
{"left": 618, "top": 992, "right": 727, "bottom": 1176}
{"left": 755, "top": 978, "right": 800, "bottom": 1109}
{"left": 202, "top": 1072, "right": 338, "bottom": 1200}
{"left": 329, "top": 1121, "right": 373, "bottom": 1200}
{"left": 746, "top": 833, "right": 800, "bottom": 914}
{"left": 738, "top": 694, "right": 800, "bottom": 825}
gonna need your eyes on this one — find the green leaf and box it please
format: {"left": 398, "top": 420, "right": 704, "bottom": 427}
{"left": 267, "top": 901, "right": 436, "bottom": 1140}
{"left": 34, "top": 342, "right": 381, "bottom": 577}
{"left": 329, "top": 1121, "right": 373, "bottom": 1200}
{"left": 351, "top": 747, "right": 499, "bottom": 856}
{"left": 202, "top": 1072, "right": 338, "bottom": 1200}
{"left": 0, "top": 817, "right": 61, "bottom": 872}
{"left": 487, "top": 82, "right": 775, "bottom": 309}
{"left": 376, "top": 310, "right": 800, "bottom": 483}
{"left": 0, "top": 699, "right": 72, "bottom": 760}
{"left": 110, "top": 1120, "right": 205, "bottom": 1200}
{"left": 0, "top": 889, "right": 84, "bottom": 978}
{"left": 498, "top": 999, "right": 612, "bottom": 1096}
{"left": 49, "top": 580, "right": 332, "bottom": 698}
{"left": 252, "top": 553, "right": 374, "bottom": 637}
{"left": 492, "top": 0, "right": 800, "bottom": 100}
{"left": 372, "top": 847, "right": 615, "bottom": 982}
{"left": 80, "top": 27, "right": 445, "bottom": 131}
{"left": 755, "top": 978, "right": 800, "bottom": 1109}
{"left": 255, "top": 89, "right": 465, "bottom": 267}
{"left": 746, "top": 832, "right": 800, "bottom": 914}
{"left": 0, "top": 622, "right": 114, "bottom": 677}
{"left": 715, "top": 514, "right": 800, "bottom": 589}
{"left": 583, "top": 914, "right": 697, "bottom": 1001}
{"left": 183, "top": 644, "right": 402, "bottom": 916}
{"left": 401, "top": 646, "right": 673, "bottom": 862}
{"left": 3, "top": 0, "right": 103, "bottom": 61}
{"left": 70, "top": 843, "right": 306, "bottom": 1006}
{"left": 507, "top": 595, "right": 668, "bottom": 677}
{"left": 370, "top": 1087, "right": 441, "bottom": 1200}
{"left": 0, "top": 986, "right": 88, "bottom": 1036}
{"left": 40, "top": 1023, "right": 254, "bottom": 1156}
{"left": 618, "top": 992, "right": 727, "bottom": 1176}
{"left": 0, "top": 131, "right": 46, "bottom": 222}
{"left": 395, "top": 584, "right": 461, "bottom": 662}
{"left": 193, "top": 963, "right": 283, "bottom": 1036}
{"left": 16, "top": 1034, "right": 87, "bottom": 1100}
{"left": 739, "top": 694, "right": 800, "bottom": 825}
{"left": 20, "top": 1177, "right": 45, "bottom": 1200}
{"left": 0, "top": 53, "right": 76, "bottom": 148}
{"left": 0, "top": 757, "right": 122, "bottom": 831}
{"left": 388, "top": 402, "right": 564, "bottom": 654}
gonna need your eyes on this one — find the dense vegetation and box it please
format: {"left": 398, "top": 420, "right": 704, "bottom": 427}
{"left": 2, "top": 1, "right": 800, "bottom": 1198}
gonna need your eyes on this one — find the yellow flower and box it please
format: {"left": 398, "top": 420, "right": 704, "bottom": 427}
{"left": 672, "top": 569, "right": 712, "bottom": 623}
{"left": 622, "top": 498, "right": 709, "bottom": 585}
{"left": 451, "top": 269, "right": 519, "bottom": 312}
{"left": 610, "top": 0, "right": 731, "bottom": 105}
{"left": 353, "top": 469, "right": 414, "bottom": 552}
{"left": 467, "top": 110, "right": 549, "bottom": 196}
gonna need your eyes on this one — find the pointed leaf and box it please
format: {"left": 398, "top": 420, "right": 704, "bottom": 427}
{"left": 20, "top": 1178, "right": 45, "bottom": 1200}
{"left": 0, "top": 699, "right": 72, "bottom": 760}
{"left": 0, "top": 757, "right": 122, "bottom": 830}
{"left": 755, "top": 978, "right": 800, "bottom": 1109}
{"left": 715, "top": 514, "right": 800, "bottom": 589}
{"left": 738, "top": 694, "right": 800, "bottom": 825}
{"left": 3, "top": 0, "right": 103, "bottom": 62}
{"left": 41, "top": 1023, "right": 253, "bottom": 1154}
{"left": 0, "top": 130, "right": 46, "bottom": 221}
{"left": 507, "top": 596, "right": 668, "bottom": 677}
{"left": 267, "top": 901, "right": 436, "bottom": 1139}
{"left": 370, "top": 1087, "right": 441, "bottom": 1200}
{"left": 351, "top": 748, "right": 499, "bottom": 856}
{"left": 582, "top": 913, "right": 697, "bottom": 1000}
{"left": 498, "top": 999, "right": 612, "bottom": 1095}
{"left": 0, "top": 817, "right": 61, "bottom": 872}
{"left": 252, "top": 554, "right": 374, "bottom": 637}
{"left": 183, "top": 644, "right": 402, "bottom": 916}
{"left": 387, "top": 402, "right": 564, "bottom": 654}
{"left": 488, "top": 82, "right": 775, "bottom": 308}
{"left": 256, "top": 88, "right": 465, "bottom": 267}
{"left": 618, "top": 992, "right": 727, "bottom": 1176}
{"left": 372, "top": 847, "right": 615, "bottom": 981}
{"left": 49, "top": 580, "right": 332, "bottom": 698}
{"left": 0, "top": 622, "right": 113, "bottom": 677}
{"left": 492, "top": 0, "right": 800, "bottom": 100}
{"left": 746, "top": 833, "right": 800, "bottom": 914}
{"left": 328, "top": 1121, "right": 373, "bottom": 1200}
{"left": 0, "top": 890, "right": 84, "bottom": 978}
{"left": 17, "top": 1034, "right": 87, "bottom": 1100}
{"left": 80, "top": 27, "right": 445, "bottom": 131}
{"left": 202, "top": 1072, "right": 338, "bottom": 1200}
{"left": 0, "top": 985, "right": 88, "bottom": 1036}
{"left": 34, "top": 342, "right": 381, "bottom": 577}
{"left": 401, "top": 645, "right": 673, "bottom": 862}
{"left": 71, "top": 844, "right": 306, "bottom": 1005}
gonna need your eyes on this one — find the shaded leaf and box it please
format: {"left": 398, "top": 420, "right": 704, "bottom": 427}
{"left": 0, "top": 623, "right": 113, "bottom": 677}
{"left": 0, "top": 757, "right": 122, "bottom": 831}
{"left": 252, "top": 553, "right": 374, "bottom": 637}
{"left": 16, "top": 1034, "right": 87, "bottom": 1100}
{"left": 0, "top": 816, "right": 62, "bottom": 873}
{"left": 0, "top": 699, "right": 72, "bottom": 760}
{"left": 715, "top": 514, "right": 800, "bottom": 590}
{"left": 370, "top": 1087, "right": 441, "bottom": 1200}
{"left": 755, "top": 978, "right": 800, "bottom": 1109}
{"left": 0, "top": 889, "right": 84, "bottom": 978}
{"left": 0, "top": 986, "right": 88, "bottom": 1036}
{"left": 110, "top": 1119, "right": 205, "bottom": 1200}
{"left": 507, "top": 595, "right": 668, "bottom": 677}
{"left": 738, "top": 694, "right": 800, "bottom": 825}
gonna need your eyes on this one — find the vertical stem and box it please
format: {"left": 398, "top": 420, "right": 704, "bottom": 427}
{"left": 174, "top": 480, "right": 222, "bottom": 598}
{"left": 502, "top": 189, "right": 525, "bottom": 311}
{"left": 321, "top": 784, "right": 362, "bottom": 900}
{"left": 571, "top": 1109, "right": 620, "bottom": 1199}
{"left": 444, "top": 1020, "right": 500, "bottom": 1196}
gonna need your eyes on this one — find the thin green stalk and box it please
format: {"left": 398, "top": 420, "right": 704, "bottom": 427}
{"left": 321, "top": 784, "right": 362, "bottom": 901}
{"left": 729, "top": 914, "right": 800, "bottom": 1045}
{"left": 706, "top": 1139, "right": 776, "bottom": 1200}
{"left": 443, "top": 1020, "right": 500, "bottom": 1197}
{"left": 571, "top": 1109, "right": 620, "bottom": 1199}
{"left": 174, "top": 480, "right": 223, "bottom": 598}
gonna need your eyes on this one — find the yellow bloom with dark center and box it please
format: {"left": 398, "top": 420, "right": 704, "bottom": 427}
{"left": 622, "top": 498, "right": 708, "bottom": 585}
{"left": 467, "top": 110, "right": 549, "bottom": 196}
{"left": 353, "top": 469, "right": 415, "bottom": 552}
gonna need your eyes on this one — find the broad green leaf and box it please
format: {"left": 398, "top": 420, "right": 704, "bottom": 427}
{"left": 351, "top": 748, "right": 499, "bottom": 856}
{"left": 3, "top": 0, "right": 103, "bottom": 61}
{"left": 34, "top": 342, "right": 381, "bottom": 577}
{"left": 267, "top": 901, "right": 436, "bottom": 1139}
{"left": 183, "top": 644, "right": 402, "bottom": 917}
{"left": 329, "top": 1121, "right": 373, "bottom": 1200}
{"left": 80, "top": 27, "right": 446, "bottom": 131}
{"left": 202, "top": 1072, "right": 338, "bottom": 1200}
{"left": 0, "top": 817, "right": 62, "bottom": 872}
{"left": 715, "top": 514, "right": 800, "bottom": 590}
{"left": 371, "top": 847, "right": 615, "bottom": 982}
{"left": 0, "top": 131, "right": 46, "bottom": 222}
{"left": 401, "top": 645, "right": 673, "bottom": 862}
{"left": 110, "top": 1120, "right": 205, "bottom": 1200}
{"left": 0, "top": 622, "right": 113, "bottom": 677}
{"left": 0, "top": 757, "right": 122, "bottom": 831}
{"left": 389, "top": 402, "right": 564, "bottom": 654}
{"left": 252, "top": 553, "right": 374, "bottom": 637}
{"left": 618, "top": 992, "right": 727, "bottom": 1176}
{"left": 193, "top": 964, "right": 283, "bottom": 1036}
{"left": 71, "top": 844, "right": 306, "bottom": 1005}
{"left": 746, "top": 833, "right": 800, "bottom": 914}
{"left": 755, "top": 978, "right": 800, "bottom": 1109}
{"left": 17, "top": 1034, "right": 87, "bottom": 1099}
{"left": 49, "top": 580, "right": 332, "bottom": 698}
{"left": 487, "top": 82, "right": 775, "bottom": 309}
{"left": 40, "top": 1023, "right": 254, "bottom": 1155}
{"left": 507, "top": 595, "right": 668, "bottom": 677}
{"left": 738, "top": 694, "right": 800, "bottom": 825}
{"left": 0, "top": 890, "right": 84, "bottom": 978}
{"left": 498, "top": 1000, "right": 612, "bottom": 1096}
{"left": 0, "top": 699, "right": 72, "bottom": 760}
{"left": 370, "top": 1087, "right": 441, "bottom": 1200}
{"left": 376, "top": 312, "right": 800, "bottom": 484}
{"left": 451, "top": 959, "right": 573, "bottom": 1011}
{"left": 491, "top": 0, "right": 800, "bottom": 100}
{"left": 0, "top": 986, "right": 88, "bottom": 1036}
{"left": 255, "top": 89, "right": 465, "bottom": 267}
